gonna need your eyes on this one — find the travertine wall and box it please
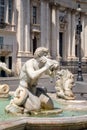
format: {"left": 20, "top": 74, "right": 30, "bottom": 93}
{"left": 1, "top": 0, "right": 87, "bottom": 74}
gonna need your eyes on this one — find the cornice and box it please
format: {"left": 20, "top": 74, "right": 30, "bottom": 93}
{"left": 73, "top": 0, "right": 87, "bottom": 4}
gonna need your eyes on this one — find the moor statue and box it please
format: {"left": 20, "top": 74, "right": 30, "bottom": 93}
{"left": 5, "top": 47, "right": 59, "bottom": 115}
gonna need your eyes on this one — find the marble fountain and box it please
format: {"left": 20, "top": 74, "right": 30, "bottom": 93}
{"left": 0, "top": 47, "right": 87, "bottom": 130}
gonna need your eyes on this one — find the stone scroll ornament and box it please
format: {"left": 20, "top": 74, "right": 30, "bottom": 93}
{"left": 0, "top": 84, "right": 9, "bottom": 97}
{"left": 5, "top": 47, "right": 63, "bottom": 115}
{"left": 0, "top": 62, "right": 12, "bottom": 97}
{"left": 55, "top": 69, "right": 75, "bottom": 100}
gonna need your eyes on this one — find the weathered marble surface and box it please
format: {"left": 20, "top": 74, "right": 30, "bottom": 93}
{"left": 0, "top": 84, "right": 9, "bottom": 97}
{"left": 5, "top": 47, "right": 59, "bottom": 115}
{"left": 0, "top": 62, "right": 12, "bottom": 97}
{"left": 0, "top": 61, "right": 12, "bottom": 75}
{"left": 55, "top": 69, "right": 75, "bottom": 100}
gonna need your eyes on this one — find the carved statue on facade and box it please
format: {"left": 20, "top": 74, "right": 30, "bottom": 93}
{"left": 55, "top": 69, "right": 75, "bottom": 100}
{"left": 5, "top": 47, "right": 59, "bottom": 115}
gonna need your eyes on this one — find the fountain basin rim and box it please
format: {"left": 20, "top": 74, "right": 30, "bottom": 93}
{"left": 1, "top": 115, "right": 87, "bottom": 129}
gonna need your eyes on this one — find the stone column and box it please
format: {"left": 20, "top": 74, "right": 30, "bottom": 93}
{"left": 83, "top": 15, "right": 87, "bottom": 60}
{"left": 5, "top": 0, "right": 8, "bottom": 23}
{"left": 17, "top": 0, "right": 24, "bottom": 53}
{"left": 12, "top": 0, "right": 16, "bottom": 31}
{"left": 63, "top": 29, "right": 67, "bottom": 60}
{"left": 46, "top": 2, "right": 50, "bottom": 49}
{"left": 25, "top": 0, "right": 30, "bottom": 53}
{"left": 71, "top": 11, "right": 77, "bottom": 60}
{"left": 67, "top": 10, "right": 72, "bottom": 61}
{"left": 41, "top": 0, "right": 45, "bottom": 47}
{"left": 81, "top": 15, "right": 85, "bottom": 59}
{"left": 51, "top": 5, "right": 57, "bottom": 59}
{"left": 56, "top": 8, "right": 60, "bottom": 60}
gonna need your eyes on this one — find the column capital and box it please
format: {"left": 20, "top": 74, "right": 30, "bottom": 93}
{"left": 71, "top": 9, "right": 77, "bottom": 14}
{"left": 67, "top": 56, "right": 78, "bottom": 61}
{"left": 5, "top": 0, "right": 9, "bottom": 23}
{"left": 49, "top": 2, "right": 60, "bottom": 8}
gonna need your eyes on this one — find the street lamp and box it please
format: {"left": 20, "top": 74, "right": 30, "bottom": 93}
{"left": 76, "top": 3, "right": 83, "bottom": 81}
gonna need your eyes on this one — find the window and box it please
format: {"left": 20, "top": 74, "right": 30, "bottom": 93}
{"left": 0, "top": 0, "right": 5, "bottom": 23}
{"left": 33, "top": 36, "right": 37, "bottom": 54}
{"left": 8, "top": 0, "right": 12, "bottom": 23}
{"left": 0, "top": 0, "right": 4, "bottom": 5}
{"left": 33, "top": 6, "right": 37, "bottom": 24}
{"left": 0, "top": 36, "right": 3, "bottom": 49}
{"left": 59, "top": 32, "right": 63, "bottom": 57}
{"left": 0, "top": 0, "right": 12, "bottom": 24}
{"left": 0, "top": 36, "right": 3, "bottom": 44}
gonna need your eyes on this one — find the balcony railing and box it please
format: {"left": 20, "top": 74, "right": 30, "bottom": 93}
{"left": 0, "top": 44, "right": 13, "bottom": 55}
{"left": 0, "top": 22, "right": 16, "bottom": 31}
{"left": 31, "top": 24, "right": 40, "bottom": 33}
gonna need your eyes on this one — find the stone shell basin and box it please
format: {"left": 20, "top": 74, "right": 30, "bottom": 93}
{"left": 1, "top": 93, "right": 87, "bottom": 130}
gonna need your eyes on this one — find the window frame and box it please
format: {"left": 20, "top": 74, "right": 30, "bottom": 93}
{"left": 0, "top": 0, "right": 5, "bottom": 23}
{"left": 33, "top": 6, "right": 37, "bottom": 24}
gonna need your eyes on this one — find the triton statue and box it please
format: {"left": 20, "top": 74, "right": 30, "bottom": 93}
{"left": 55, "top": 69, "right": 75, "bottom": 100}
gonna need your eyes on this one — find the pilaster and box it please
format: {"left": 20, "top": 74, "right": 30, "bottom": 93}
{"left": 12, "top": 0, "right": 16, "bottom": 31}
{"left": 81, "top": 15, "right": 85, "bottom": 61}
{"left": 25, "top": 0, "right": 30, "bottom": 53}
{"left": 56, "top": 8, "right": 60, "bottom": 60}
{"left": 71, "top": 10, "right": 77, "bottom": 61}
{"left": 51, "top": 5, "right": 57, "bottom": 59}
{"left": 5, "top": 0, "right": 8, "bottom": 23}
{"left": 82, "top": 15, "right": 87, "bottom": 61}
{"left": 46, "top": 2, "right": 50, "bottom": 49}
{"left": 41, "top": 0, "right": 45, "bottom": 46}
{"left": 67, "top": 10, "right": 72, "bottom": 61}
{"left": 17, "top": 0, "right": 24, "bottom": 54}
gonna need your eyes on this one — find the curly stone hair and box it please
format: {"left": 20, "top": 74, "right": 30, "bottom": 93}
{"left": 34, "top": 47, "right": 49, "bottom": 58}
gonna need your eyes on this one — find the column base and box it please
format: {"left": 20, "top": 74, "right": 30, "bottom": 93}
{"left": 17, "top": 51, "right": 33, "bottom": 57}
{"left": 16, "top": 51, "right": 33, "bottom": 75}
{"left": 82, "top": 57, "right": 87, "bottom": 62}
{"left": 56, "top": 55, "right": 62, "bottom": 61}
{"left": 67, "top": 56, "right": 78, "bottom": 61}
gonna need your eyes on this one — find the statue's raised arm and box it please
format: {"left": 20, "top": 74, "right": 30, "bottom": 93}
{"left": 19, "top": 47, "right": 59, "bottom": 89}
{"left": 5, "top": 47, "right": 60, "bottom": 115}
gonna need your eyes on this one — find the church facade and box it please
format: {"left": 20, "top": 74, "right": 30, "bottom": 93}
{"left": 0, "top": 0, "right": 87, "bottom": 75}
